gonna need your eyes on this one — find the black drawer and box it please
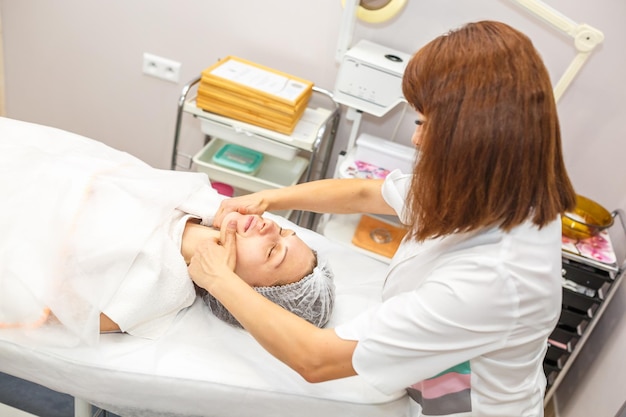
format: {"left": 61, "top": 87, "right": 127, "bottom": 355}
{"left": 544, "top": 363, "right": 559, "bottom": 387}
{"left": 562, "top": 289, "right": 599, "bottom": 318}
{"left": 557, "top": 309, "right": 589, "bottom": 335}
{"left": 548, "top": 327, "right": 579, "bottom": 352}
{"left": 561, "top": 256, "right": 614, "bottom": 279}
{"left": 562, "top": 258, "right": 613, "bottom": 299}
{"left": 545, "top": 344, "right": 571, "bottom": 369}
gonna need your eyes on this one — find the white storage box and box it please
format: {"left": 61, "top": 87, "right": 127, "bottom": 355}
{"left": 199, "top": 117, "right": 298, "bottom": 160}
{"left": 355, "top": 133, "right": 416, "bottom": 174}
{"left": 193, "top": 139, "right": 308, "bottom": 192}
{"left": 184, "top": 98, "right": 333, "bottom": 159}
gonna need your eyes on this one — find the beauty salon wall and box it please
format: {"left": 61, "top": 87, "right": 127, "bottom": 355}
{"left": 1, "top": 0, "right": 624, "bottom": 414}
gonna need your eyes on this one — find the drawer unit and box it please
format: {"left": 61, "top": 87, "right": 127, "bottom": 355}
{"left": 544, "top": 218, "right": 625, "bottom": 404}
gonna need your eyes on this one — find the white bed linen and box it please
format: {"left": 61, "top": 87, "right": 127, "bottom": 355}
{"left": 0, "top": 116, "right": 212, "bottom": 345}
{"left": 0, "top": 218, "right": 409, "bottom": 416}
{"left": 0, "top": 117, "right": 410, "bottom": 416}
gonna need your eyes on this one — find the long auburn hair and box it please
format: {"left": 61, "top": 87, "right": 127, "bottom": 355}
{"left": 402, "top": 20, "right": 576, "bottom": 241}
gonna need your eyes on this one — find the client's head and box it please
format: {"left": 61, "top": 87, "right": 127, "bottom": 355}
{"left": 201, "top": 213, "right": 335, "bottom": 328}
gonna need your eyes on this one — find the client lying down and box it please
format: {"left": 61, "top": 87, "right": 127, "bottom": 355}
{"left": 102, "top": 211, "right": 335, "bottom": 332}
{"left": 0, "top": 117, "right": 334, "bottom": 346}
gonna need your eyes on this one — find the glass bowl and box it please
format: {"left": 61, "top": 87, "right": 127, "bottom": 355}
{"left": 561, "top": 195, "right": 614, "bottom": 240}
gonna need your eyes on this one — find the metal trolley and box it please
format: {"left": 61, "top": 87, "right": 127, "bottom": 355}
{"left": 171, "top": 76, "right": 340, "bottom": 229}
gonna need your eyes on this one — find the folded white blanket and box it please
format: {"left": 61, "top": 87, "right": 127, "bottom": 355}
{"left": 0, "top": 117, "right": 224, "bottom": 345}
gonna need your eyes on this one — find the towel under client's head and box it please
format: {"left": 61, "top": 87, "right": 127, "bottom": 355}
{"left": 201, "top": 253, "right": 335, "bottom": 328}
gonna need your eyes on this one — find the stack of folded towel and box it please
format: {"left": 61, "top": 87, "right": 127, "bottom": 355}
{"left": 197, "top": 56, "right": 313, "bottom": 135}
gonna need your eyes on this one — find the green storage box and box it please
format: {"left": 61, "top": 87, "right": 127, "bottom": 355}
{"left": 212, "top": 143, "right": 264, "bottom": 174}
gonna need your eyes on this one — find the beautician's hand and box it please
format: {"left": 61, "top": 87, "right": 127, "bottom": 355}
{"left": 188, "top": 220, "right": 238, "bottom": 292}
{"left": 212, "top": 192, "right": 269, "bottom": 228}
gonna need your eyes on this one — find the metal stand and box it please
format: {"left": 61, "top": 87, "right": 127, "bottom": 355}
{"left": 171, "top": 77, "right": 340, "bottom": 229}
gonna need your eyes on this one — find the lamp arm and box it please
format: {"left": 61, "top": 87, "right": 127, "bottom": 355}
{"left": 509, "top": 0, "right": 605, "bottom": 101}
{"left": 553, "top": 25, "right": 605, "bottom": 102}
{"left": 336, "top": 0, "right": 360, "bottom": 63}
{"left": 553, "top": 50, "right": 591, "bottom": 102}
{"left": 510, "top": 0, "right": 578, "bottom": 34}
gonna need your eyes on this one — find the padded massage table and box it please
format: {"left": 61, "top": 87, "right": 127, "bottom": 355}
{"left": 0, "top": 218, "right": 409, "bottom": 417}
{"left": 0, "top": 117, "right": 410, "bottom": 416}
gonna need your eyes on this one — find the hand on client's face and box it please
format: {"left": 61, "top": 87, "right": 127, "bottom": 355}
{"left": 212, "top": 192, "right": 269, "bottom": 228}
{"left": 188, "top": 220, "right": 238, "bottom": 293}
{"left": 219, "top": 212, "right": 315, "bottom": 288}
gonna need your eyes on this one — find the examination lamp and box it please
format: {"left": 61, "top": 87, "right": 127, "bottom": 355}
{"left": 510, "top": 0, "right": 604, "bottom": 102}
{"left": 336, "top": 0, "right": 605, "bottom": 103}
{"left": 334, "top": 0, "right": 409, "bottom": 151}
{"left": 335, "top": 0, "right": 407, "bottom": 63}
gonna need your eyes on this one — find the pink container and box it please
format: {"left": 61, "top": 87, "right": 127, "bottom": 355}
{"left": 210, "top": 181, "right": 234, "bottom": 197}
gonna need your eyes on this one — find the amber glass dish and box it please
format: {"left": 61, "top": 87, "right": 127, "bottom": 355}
{"left": 561, "top": 195, "right": 614, "bottom": 240}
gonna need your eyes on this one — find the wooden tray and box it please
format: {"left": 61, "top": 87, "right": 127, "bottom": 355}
{"left": 351, "top": 215, "right": 407, "bottom": 258}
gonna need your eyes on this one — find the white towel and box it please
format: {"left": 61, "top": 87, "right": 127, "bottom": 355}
{"left": 0, "top": 117, "right": 220, "bottom": 345}
{"left": 103, "top": 186, "right": 227, "bottom": 340}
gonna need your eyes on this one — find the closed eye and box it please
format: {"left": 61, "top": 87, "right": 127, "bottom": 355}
{"left": 268, "top": 228, "right": 283, "bottom": 258}
{"left": 269, "top": 227, "right": 296, "bottom": 260}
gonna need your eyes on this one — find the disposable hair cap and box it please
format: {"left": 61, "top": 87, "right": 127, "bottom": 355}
{"left": 203, "top": 254, "right": 335, "bottom": 328}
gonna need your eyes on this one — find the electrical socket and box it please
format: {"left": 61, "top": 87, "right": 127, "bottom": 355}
{"left": 142, "top": 52, "right": 181, "bottom": 83}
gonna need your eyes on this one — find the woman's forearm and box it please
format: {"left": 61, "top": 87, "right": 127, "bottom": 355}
{"left": 195, "top": 205, "right": 356, "bottom": 382}
{"left": 261, "top": 178, "right": 392, "bottom": 215}
{"left": 212, "top": 178, "right": 394, "bottom": 228}
{"left": 208, "top": 270, "right": 357, "bottom": 382}
{"left": 187, "top": 227, "right": 357, "bottom": 383}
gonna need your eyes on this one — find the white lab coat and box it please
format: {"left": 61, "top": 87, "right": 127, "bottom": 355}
{"left": 336, "top": 170, "right": 562, "bottom": 417}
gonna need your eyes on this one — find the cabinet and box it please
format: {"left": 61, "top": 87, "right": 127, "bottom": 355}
{"left": 544, "top": 210, "right": 626, "bottom": 405}
{"left": 172, "top": 76, "right": 340, "bottom": 228}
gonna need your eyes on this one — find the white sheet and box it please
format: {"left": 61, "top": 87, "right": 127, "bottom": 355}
{"left": 0, "top": 117, "right": 221, "bottom": 344}
{"left": 0, "top": 119, "right": 408, "bottom": 417}
{"left": 0, "top": 230, "right": 409, "bottom": 416}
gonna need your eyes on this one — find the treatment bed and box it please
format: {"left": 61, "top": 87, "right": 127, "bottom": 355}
{"left": 0, "top": 117, "right": 410, "bottom": 417}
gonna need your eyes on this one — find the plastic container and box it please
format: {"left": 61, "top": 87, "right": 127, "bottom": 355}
{"left": 200, "top": 117, "right": 298, "bottom": 160}
{"left": 193, "top": 139, "right": 308, "bottom": 192}
{"left": 212, "top": 143, "right": 264, "bottom": 174}
{"left": 355, "top": 133, "right": 416, "bottom": 174}
{"left": 210, "top": 181, "right": 234, "bottom": 197}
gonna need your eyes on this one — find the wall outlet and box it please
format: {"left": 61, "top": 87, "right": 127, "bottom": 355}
{"left": 142, "top": 52, "right": 181, "bottom": 83}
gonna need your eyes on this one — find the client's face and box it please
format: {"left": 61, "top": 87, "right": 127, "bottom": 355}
{"left": 220, "top": 212, "right": 315, "bottom": 287}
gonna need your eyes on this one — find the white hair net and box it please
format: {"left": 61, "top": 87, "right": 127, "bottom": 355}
{"left": 202, "top": 255, "right": 335, "bottom": 328}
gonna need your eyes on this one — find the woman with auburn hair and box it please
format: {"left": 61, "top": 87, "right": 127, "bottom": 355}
{"left": 189, "top": 21, "right": 576, "bottom": 416}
